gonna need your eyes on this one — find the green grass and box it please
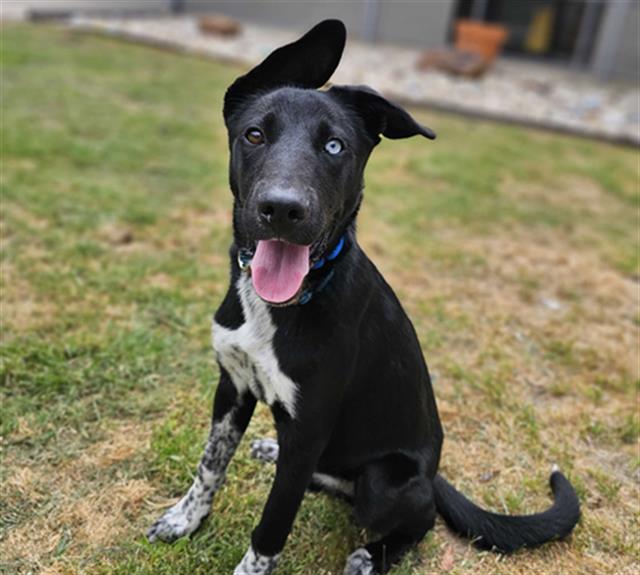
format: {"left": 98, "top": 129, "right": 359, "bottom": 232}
{"left": 2, "top": 24, "right": 638, "bottom": 575}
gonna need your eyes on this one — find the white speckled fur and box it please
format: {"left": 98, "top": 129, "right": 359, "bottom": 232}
{"left": 213, "top": 273, "right": 299, "bottom": 418}
{"left": 234, "top": 545, "right": 280, "bottom": 575}
{"left": 147, "top": 411, "right": 241, "bottom": 543}
{"left": 343, "top": 548, "right": 375, "bottom": 575}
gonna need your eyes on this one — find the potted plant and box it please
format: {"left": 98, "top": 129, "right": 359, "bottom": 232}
{"left": 455, "top": 19, "right": 509, "bottom": 64}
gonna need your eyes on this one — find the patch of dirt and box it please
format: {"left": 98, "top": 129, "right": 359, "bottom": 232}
{"left": 98, "top": 223, "right": 135, "bottom": 246}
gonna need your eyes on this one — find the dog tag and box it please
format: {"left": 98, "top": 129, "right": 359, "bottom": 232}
{"left": 237, "top": 249, "right": 254, "bottom": 271}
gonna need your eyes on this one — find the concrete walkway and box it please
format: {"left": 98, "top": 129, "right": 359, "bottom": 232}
{"left": 69, "top": 15, "right": 639, "bottom": 145}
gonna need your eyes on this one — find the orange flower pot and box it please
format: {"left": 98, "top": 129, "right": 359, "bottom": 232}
{"left": 455, "top": 19, "right": 509, "bottom": 63}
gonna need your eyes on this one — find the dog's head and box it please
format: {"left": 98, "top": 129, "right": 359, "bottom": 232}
{"left": 223, "top": 19, "right": 434, "bottom": 305}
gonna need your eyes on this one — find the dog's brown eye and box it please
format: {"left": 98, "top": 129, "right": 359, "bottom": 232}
{"left": 245, "top": 128, "right": 264, "bottom": 145}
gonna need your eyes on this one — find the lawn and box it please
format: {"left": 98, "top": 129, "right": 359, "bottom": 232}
{"left": 1, "top": 24, "right": 638, "bottom": 575}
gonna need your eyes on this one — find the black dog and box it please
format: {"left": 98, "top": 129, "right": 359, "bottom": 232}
{"left": 147, "top": 20, "right": 580, "bottom": 574}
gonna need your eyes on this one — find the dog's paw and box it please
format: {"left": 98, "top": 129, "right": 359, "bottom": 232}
{"left": 233, "top": 545, "right": 280, "bottom": 575}
{"left": 250, "top": 438, "right": 279, "bottom": 463}
{"left": 146, "top": 496, "right": 209, "bottom": 543}
{"left": 343, "top": 548, "right": 376, "bottom": 575}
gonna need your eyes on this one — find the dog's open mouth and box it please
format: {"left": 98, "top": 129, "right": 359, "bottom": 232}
{"left": 250, "top": 240, "right": 310, "bottom": 304}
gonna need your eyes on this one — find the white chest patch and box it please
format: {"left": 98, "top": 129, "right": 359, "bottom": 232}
{"left": 212, "top": 274, "right": 298, "bottom": 418}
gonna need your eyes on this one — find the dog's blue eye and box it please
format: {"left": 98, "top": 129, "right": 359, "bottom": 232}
{"left": 324, "top": 138, "right": 343, "bottom": 156}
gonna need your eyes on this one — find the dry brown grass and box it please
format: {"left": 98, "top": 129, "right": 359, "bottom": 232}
{"left": 1, "top": 423, "right": 154, "bottom": 573}
{"left": 1, "top": 263, "right": 58, "bottom": 333}
{"left": 374, "top": 224, "right": 639, "bottom": 575}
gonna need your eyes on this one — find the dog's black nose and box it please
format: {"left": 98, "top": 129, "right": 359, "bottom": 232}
{"left": 257, "top": 190, "right": 308, "bottom": 233}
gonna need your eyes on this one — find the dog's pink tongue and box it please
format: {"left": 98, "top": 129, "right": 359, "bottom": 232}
{"left": 252, "top": 240, "right": 310, "bottom": 303}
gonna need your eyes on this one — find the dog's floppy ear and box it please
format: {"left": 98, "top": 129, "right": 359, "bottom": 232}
{"left": 329, "top": 85, "right": 436, "bottom": 142}
{"left": 224, "top": 19, "right": 346, "bottom": 123}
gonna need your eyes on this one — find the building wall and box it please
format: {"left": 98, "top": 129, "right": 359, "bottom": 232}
{"left": 185, "top": 1, "right": 366, "bottom": 38}
{"left": 610, "top": 1, "right": 639, "bottom": 82}
{"left": 375, "top": 0, "right": 454, "bottom": 47}
{"left": 3, "top": 0, "right": 171, "bottom": 17}
{"left": 184, "top": 0, "right": 455, "bottom": 48}
{"left": 591, "top": 0, "right": 639, "bottom": 82}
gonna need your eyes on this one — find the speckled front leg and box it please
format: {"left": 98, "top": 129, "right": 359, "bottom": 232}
{"left": 147, "top": 374, "right": 256, "bottom": 543}
{"left": 147, "top": 412, "right": 241, "bottom": 542}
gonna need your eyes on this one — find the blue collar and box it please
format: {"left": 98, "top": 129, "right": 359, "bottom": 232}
{"left": 299, "top": 235, "right": 346, "bottom": 305}
{"left": 310, "top": 235, "right": 345, "bottom": 270}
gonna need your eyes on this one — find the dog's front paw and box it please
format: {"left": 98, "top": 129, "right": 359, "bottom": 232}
{"left": 343, "top": 548, "right": 376, "bottom": 575}
{"left": 250, "top": 438, "right": 279, "bottom": 463}
{"left": 233, "top": 545, "right": 280, "bottom": 575}
{"left": 146, "top": 495, "right": 209, "bottom": 543}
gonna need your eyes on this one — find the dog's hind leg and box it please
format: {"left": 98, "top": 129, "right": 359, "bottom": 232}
{"left": 309, "top": 472, "right": 355, "bottom": 501}
{"left": 343, "top": 453, "right": 436, "bottom": 575}
{"left": 147, "top": 370, "right": 256, "bottom": 543}
{"left": 251, "top": 438, "right": 354, "bottom": 500}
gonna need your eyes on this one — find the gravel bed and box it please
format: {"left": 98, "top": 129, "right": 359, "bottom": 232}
{"left": 69, "top": 15, "right": 639, "bottom": 145}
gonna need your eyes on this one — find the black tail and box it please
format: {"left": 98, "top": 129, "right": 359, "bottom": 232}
{"left": 433, "top": 467, "right": 580, "bottom": 553}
